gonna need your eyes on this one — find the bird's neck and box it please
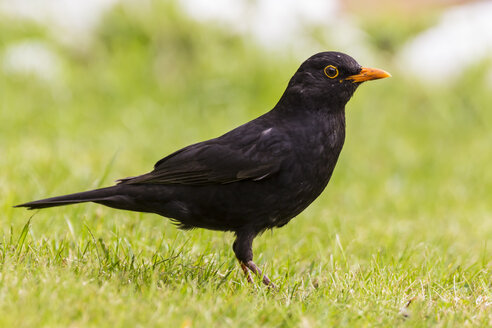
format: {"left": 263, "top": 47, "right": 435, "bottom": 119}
{"left": 274, "top": 87, "right": 346, "bottom": 116}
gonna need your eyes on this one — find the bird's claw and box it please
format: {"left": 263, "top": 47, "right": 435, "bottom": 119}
{"left": 239, "top": 260, "right": 276, "bottom": 289}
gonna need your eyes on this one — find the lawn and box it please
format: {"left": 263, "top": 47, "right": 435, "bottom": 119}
{"left": 1, "top": 2, "right": 491, "bottom": 327}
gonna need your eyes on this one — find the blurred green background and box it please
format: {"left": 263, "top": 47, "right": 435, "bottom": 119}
{"left": 0, "top": 0, "right": 491, "bottom": 326}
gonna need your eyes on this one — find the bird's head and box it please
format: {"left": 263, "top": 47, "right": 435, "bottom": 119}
{"left": 281, "top": 52, "right": 390, "bottom": 110}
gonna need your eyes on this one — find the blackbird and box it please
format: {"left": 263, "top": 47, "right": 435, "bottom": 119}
{"left": 16, "top": 52, "right": 390, "bottom": 287}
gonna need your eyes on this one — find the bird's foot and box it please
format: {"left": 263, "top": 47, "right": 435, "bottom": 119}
{"left": 239, "top": 260, "right": 276, "bottom": 288}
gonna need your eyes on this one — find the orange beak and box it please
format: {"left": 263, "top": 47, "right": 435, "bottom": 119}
{"left": 346, "top": 67, "right": 391, "bottom": 83}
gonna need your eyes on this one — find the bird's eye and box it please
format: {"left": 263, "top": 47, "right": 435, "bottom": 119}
{"left": 324, "top": 65, "right": 339, "bottom": 79}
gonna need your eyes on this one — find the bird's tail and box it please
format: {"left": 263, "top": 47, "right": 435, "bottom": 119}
{"left": 14, "top": 186, "right": 120, "bottom": 210}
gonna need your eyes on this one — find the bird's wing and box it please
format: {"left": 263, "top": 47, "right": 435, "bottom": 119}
{"left": 117, "top": 128, "right": 288, "bottom": 185}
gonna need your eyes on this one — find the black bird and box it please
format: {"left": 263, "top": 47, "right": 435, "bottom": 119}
{"left": 16, "top": 52, "right": 390, "bottom": 286}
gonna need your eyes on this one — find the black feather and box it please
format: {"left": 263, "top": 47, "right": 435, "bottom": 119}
{"left": 15, "top": 52, "right": 389, "bottom": 286}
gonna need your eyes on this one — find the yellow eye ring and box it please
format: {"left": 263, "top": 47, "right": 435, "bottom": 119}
{"left": 324, "top": 65, "right": 339, "bottom": 79}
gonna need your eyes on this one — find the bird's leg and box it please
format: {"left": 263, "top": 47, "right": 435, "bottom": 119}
{"left": 233, "top": 232, "right": 275, "bottom": 288}
{"left": 238, "top": 259, "right": 254, "bottom": 284}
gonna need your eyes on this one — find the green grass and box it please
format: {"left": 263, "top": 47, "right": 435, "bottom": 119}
{"left": 1, "top": 2, "right": 491, "bottom": 327}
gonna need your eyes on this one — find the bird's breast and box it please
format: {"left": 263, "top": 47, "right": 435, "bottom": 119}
{"left": 292, "top": 111, "right": 346, "bottom": 179}
{"left": 266, "top": 111, "right": 346, "bottom": 224}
